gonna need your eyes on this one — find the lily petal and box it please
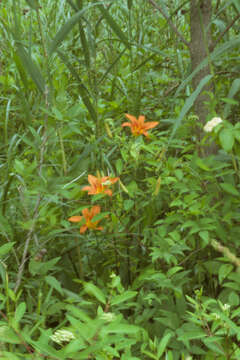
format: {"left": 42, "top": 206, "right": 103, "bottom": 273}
{"left": 143, "top": 121, "right": 159, "bottom": 130}
{"left": 125, "top": 113, "right": 137, "bottom": 123}
{"left": 88, "top": 175, "right": 98, "bottom": 186}
{"left": 68, "top": 216, "right": 83, "bottom": 222}
{"left": 122, "top": 122, "right": 132, "bottom": 127}
{"left": 91, "top": 205, "right": 101, "bottom": 216}
{"left": 80, "top": 225, "right": 88, "bottom": 233}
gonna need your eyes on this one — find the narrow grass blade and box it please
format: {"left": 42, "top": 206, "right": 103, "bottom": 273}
{"left": 76, "top": 0, "right": 91, "bottom": 69}
{"left": 56, "top": 50, "right": 97, "bottom": 122}
{"left": 25, "top": 0, "right": 39, "bottom": 10}
{"left": 78, "top": 21, "right": 91, "bottom": 69}
{"left": 11, "top": 2, "right": 45, "bottom": 93}
{"left": 169, "top": 74, "right": 213, "bottom": 143}
{"left": 66, "top": 0, "right": 78, "bottom": 11}
{"left": 12, "top": 51, "right": 29, "bottom": 92}
{"left": 97, "top": 47, "right": 127, "bottom": 85}
{"left": 127, "top": 0, "right": 133, "bottom": 9}
{"left": 15, "top": 42, "right": 45, "bottom": 94}
{"left": 223, "top": 78, "right": 240, "bottom": 118}
{"left": 97, "top": 4, "right": 130, "bottom": 48}
{"left": 49, "top": 4, "right": 97, "bottom": 56}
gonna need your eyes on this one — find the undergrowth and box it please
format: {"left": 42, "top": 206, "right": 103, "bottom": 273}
{"left": 0, "top": 0, "right": 240, "bottom": 359}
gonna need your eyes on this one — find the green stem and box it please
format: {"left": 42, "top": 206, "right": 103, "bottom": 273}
{"left": 231, "top": 152, "right": 239, "bottom": 181}
{"left": 75, "top": 238, "right": 83, "bottom": 280}
{"left": 36, "top": 6, "right": 53, "bottom": 107}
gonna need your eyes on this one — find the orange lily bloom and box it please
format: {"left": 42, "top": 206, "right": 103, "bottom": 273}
{"left": 122, "top": 114, "right": 158, "bottom": 137}
{"left": 82, "top": 174, "right": 119, "bottom": 196}
{"left": 68, "top": 205, "right": 103, "bottom": 233}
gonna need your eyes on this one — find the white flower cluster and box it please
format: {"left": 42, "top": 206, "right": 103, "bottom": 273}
{"left": 100, "top": 312, "right": 116, "bottom": 322}
{"left": 212, "top": 313, "right": 220, "bottom": 320}
{"left": 50, "top": 329, "right": 75, "bottom": 345}
{"left": 203, "top": 117, "right": 223, "bottom": 132}
{"left": 221, "top": 303, "right": 230, "bottom": 311}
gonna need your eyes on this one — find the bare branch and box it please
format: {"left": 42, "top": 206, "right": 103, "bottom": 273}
{"left": 147, "top": 0, "right": 190, "bottom": 48}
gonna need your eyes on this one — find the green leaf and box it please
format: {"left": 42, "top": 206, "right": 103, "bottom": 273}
{"left": 123, "top": 199, "right": 135, "bottom": 211}
{"left": 218, "top": 264, "right": 233, "bottom": 284}
{"left": 0, "top": 326, "right": 21, "bottom": 344}
{"left": 14, "top": 159, "right": 25, "bottom": 175}
{"left": 0, "top": 352, "right": 22, "bottom": 360}
{"left": 203, "top": 337, "right": 225, "bottom": 355}
{"left": 234, "top": 129, "right": 240, "bottom": 143}
{"left": 29, "top": 339, "right": 63, "bottom": 358}
{"left": 233, "top": 0, "right": 240, "bottom": 12}
{"left": 103, "top": 323, "right": 140, "bottom": 335}
{"left": 84, "top": 282, "right": 106, "bottom": 304}
{"left": 111, "top": 291, "right": 138, "bottom": 306}
{"left": 45, "top": 275, "right": 63, "bottom": 295}
{"left": 56, "top": 50, "right": 97, "bottom": 122}
{"left": 66, "top": 305, "right": 91, "bottom": 322}
{"left": 141, "top": 350, "right": 158, "bottom": 360}
{"left": 220, "top": 183, "right": 239, "bottom": 196}
{"left": 157, "top": 332, "right": 172, "bottom": 358}
{"left": 195, "top": 158, "right": 211, "bottom": 171}
{"left": 219, "top": 129, "right": 234, "bottom": 152}
{"left": 0, "top": 242, "right": 15, "bottom": 257}
{"left": 199, "top": 231, "right": 209, "bottom": 245}
{"left": 221, "top": 97, "right": 238, "bottom": 105}
{"left": 92, "top": 212, "right": 109, "bottom": 222}
{"left": 15, "top": 302, "right": 26, "bottom": 323}
{"left": 116, "top": 158, "right": 123, "bottom": 174}
{"left": 167, "top": 266, "right": 183, "bottom": 277}
{"left": 178, "top": 329, "right": 206, "bottom": 342}
{"left": 29, "top": 257, "right": 60, "bottom": 276}
{"left": 228, "top": 291, "right": 239, "bottom": 306}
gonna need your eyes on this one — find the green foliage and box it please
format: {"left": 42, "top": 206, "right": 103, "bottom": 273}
{"left": 1, "top": 0, "right": 240, "bottom": 359}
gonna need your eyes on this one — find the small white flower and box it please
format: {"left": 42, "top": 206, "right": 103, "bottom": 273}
{"left": 203, "top": 117, "right": 223, "bottom": 132}
{"left": 50, "top": 329, "right": 75, "bottom": 345}
{"left": 223, "top": 303, "right": 230, "bottom": 311}
{"left": 212, "top": 313, "right": 220, "bottom": 320}
{"left": 100, "top": 312, "right": 116, "bottom": 322}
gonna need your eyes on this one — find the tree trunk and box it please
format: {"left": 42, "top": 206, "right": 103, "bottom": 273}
{"left": 190, "top": 0, "right": 212, "bottom": 132}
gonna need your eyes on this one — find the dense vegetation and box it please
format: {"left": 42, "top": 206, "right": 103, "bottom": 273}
{"left": 0, "top": 0, "right": 240, "bottom": 359}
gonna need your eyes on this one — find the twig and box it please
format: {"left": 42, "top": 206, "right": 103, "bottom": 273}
{"left": 146, "top": 0, "right": 190, "bottom": 48}
{"left": 14, "top": 195, "right": 42, "bottom": 293}
{"left": 18, "top": 185, "right": 39, "bottom": 246}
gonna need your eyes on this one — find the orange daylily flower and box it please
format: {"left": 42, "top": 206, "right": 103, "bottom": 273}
{"left": 122, "top": 114, "right": 158, "bottom": 137}
{"left": 82, "top": 174, "right": 119, "bottom": 196}
{"left": 68, "top": 205, "right": 103, "bottom": 233}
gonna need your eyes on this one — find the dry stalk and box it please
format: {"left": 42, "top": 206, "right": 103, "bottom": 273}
{"left": 211, "top": 239, "right": 240, "bottom": 269}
